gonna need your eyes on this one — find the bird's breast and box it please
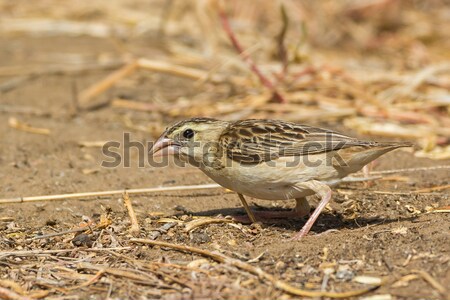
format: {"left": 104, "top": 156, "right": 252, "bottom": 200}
{"left": 199, "top": 155, "right": 340, "bottom": 200}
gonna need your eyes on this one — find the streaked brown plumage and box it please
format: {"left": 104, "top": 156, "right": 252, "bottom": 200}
{"left": 150, "top": 118, "right": 412, "bottom": 240}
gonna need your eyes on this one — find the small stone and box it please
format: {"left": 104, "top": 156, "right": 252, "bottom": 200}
{"left": 275, "top": 261, "right": 286, "bottom": 271}
{"left": 72, "top": 233, "right": 93, "bottom": 247}
{"left": 45, "top": 219, "right": 57, "bottom": 226}
{"left": 336, "top": 265, "right": 354, "bottom": 281}
{"left": 354, "top": 275, "right": 382, "bottom": 285}
{"left": 227, "top": 239, "right": 237, "bottom": 246}
{"left": 190, "top": 232, "right": 211, "bottom": 244}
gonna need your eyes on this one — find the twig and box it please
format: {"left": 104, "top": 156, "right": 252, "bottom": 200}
{"left": 111, "top": 99, "right": 161, "bottom": 112}
{"left": 0, "top": 287, "right": 32, "bottom": 300}
{"left": 122, "top": 192, "right": 140, "bottom": 236}
{"left": 0, "top": 280, "right": 26, "bottom": 296}
{"left": 77, "top": 262, "right": 160, "bottom": 285}
{"left": 412, "top": 270, "right": 448, "bottom": 297}
{"left": 372, "top": 183, "right": 450, "bottom": 195}
{"left": 0, "top": 61, "right": 124, "bottom": 77}
{"left": 70, "top": 80, "right": 80, "bottom": 114}
{"left": 0, "top": 282, "right": 48, "bottom": 300}
{"left": 0, "top": 104, "right": 49, "bottom": 117}
{"left": 8, "top": 117, "right": 50, "bottom": 135}
{"left": 341, "top": 176, "right": 383, "bottom": 183}
{"left": 137, "top": 58, "right": 224, "bottom": 82}
{"left": 218, "top": 3, "right": 286, "bottom": 103}
{"left": 413, "top": 184, "right": 450, "bottom": 193}
{"left": 0, "top": 18, "right": 129, "bottom": 38}
{"left": 78, "top": 140, "right": 110, "bottom": 147}
{"left": 427, "top": 205, "right": 450, "bottom": 213}
{"left": 0, "top": 183, "right": 221, "bottom": 204}
{"left": 31, "top": 227, "right": 86, "bottom": 240}
{"left": 31, "top": 216, "right": 112, "bottom": 240}
{"left": 354, "top": 165, "right": 450, "bottom": 176}
{"left": 141, "top": 265, "right": 194, "bottom": 290}
{"left": 276, "top": 4, "right": 290, "bottom": 78}
{"left": 0, "top": 75, "right": 36, "bottom": 93}
{"left": 378, "top": 63, "right": 450, "bottom": 102}
{"left": 185, "top": 218, "right": 233, "bottom": 232}
{"left": 0, "top": 247, "right": 131, "bottom": 259}
{"left": 78, "top": 60, "right": 139, "bottom": 107}
{"left": 157, "top": 0, "right": 174, "bottom": 37}
{"left": 77, "top": 58, "right": 227, "bottom": 107}
{"left": 373, "top": 191, "right": 427, "bottom": 195}
{"left": 151, "top": 262, "right": 210, "bottom": 275}
{"left": 105, "top": 251, "right": 194, "bottom": 289}
{"left": 130, "top": 238, "right": 381, "bottom": 298}
{"left": 148, "top": 222, "right": 178, "bottom": 240}
{"left": 67, "top": 270, "right": 105, "bottom": 291}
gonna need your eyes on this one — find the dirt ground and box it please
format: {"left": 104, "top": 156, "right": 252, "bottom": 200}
{"left": 1, "top": 1, "right": 450, "bottom": 300}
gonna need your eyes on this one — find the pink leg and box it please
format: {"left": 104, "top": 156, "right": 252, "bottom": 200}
{"left": 363, "top": 161, "right": 375, "bottom": 188}
{"left": 291, "top": 181, "right": 332, "bottom": 240}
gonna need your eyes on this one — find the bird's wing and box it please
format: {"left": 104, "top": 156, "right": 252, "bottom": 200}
{"left": 219, "top": 119, "right": 369, "bottom": 164}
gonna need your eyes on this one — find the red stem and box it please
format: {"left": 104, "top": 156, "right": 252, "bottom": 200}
{"left": 218, "top": 7, "right": 286, "bottom": 103}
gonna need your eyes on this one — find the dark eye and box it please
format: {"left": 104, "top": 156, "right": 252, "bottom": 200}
{"left": 183, "top": 129, "right": 194, "bottom": 139}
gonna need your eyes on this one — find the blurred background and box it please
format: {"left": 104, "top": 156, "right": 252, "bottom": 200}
{"left": 1, "top": 0, "right": 449, "bottom": 192}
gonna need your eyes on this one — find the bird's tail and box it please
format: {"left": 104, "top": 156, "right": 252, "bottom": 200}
{"left": 334, "top": 141, "right": 413, "bottom": 174}
{"left": 373, "top": 141, "right": 414, "bottom": 149}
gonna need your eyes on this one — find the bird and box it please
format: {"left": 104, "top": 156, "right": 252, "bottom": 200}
{"left": 149, "top": 118, "right": 412, "bottom": 240}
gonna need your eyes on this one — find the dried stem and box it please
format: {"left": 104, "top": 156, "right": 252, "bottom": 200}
{"left": 276, "top": 4, "right": 290, "bottom": 78}
{"left": 412, "top": 270, "right": 448, "bottom": 296}
{"left": 8, "top": 117, "right": 51, "bottom": 135}
{"left": 0, "top": 247, "right": 131, "bottom": 259}
{"left": 78, "top": 60, "right": 139, "bottom": 107}
{"left": 0, "top": 287, "right": 32, "bottom": 300}
{"left": 218, "top": 4, "right": 286, "bottom": 103}
{"left": 130, "top": 238, "right": 381, "bottom": 298}
{"left": 0, "top": 183, "right": 221, "bottom": 204}
{"left": 122, "top": 192, "right": 140, "bottom": 236}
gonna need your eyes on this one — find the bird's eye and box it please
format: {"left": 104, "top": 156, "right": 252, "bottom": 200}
{"left": 183, "top": 129, "right": 194, "bottom": 139}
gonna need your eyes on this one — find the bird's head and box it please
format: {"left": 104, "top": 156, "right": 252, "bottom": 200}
{"left": 149, "top": 118, "right": 229, "bottom": 165}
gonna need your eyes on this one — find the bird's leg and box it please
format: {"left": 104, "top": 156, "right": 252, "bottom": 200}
{"left": 237, "top": 193, "right": 257, "bottom": 223}
{"left": 291, "top": 180, "right": 332, "bottom": 240}
{"left": 295, "top": 197, "right": 311, "bottom": 218}
{"left": 362, "top": 161, "right": 376, "bottom": 188}
{"left": 232, "top": 196, "right": 310, "bottom": 224}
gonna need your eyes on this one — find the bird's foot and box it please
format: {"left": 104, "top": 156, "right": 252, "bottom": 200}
{"left": 290, "top": 181, "right": 332, "bottom": 240}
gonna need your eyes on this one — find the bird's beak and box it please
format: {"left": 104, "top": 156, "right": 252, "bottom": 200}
{"left": 149, "top": 136, "right": 181, "bottom": 157}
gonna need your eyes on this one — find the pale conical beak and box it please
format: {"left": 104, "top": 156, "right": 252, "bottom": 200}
{"left": 149, "top": 136, "right": 181, "bottom": 157}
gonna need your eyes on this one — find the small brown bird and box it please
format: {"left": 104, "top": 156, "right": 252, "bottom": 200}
{"left": 149, "top": 118, "right": 412, "bottom": 240}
